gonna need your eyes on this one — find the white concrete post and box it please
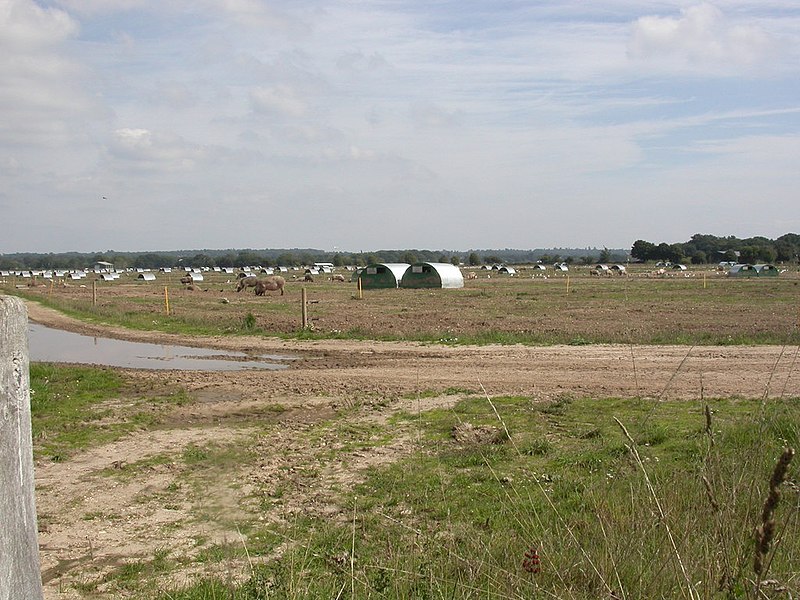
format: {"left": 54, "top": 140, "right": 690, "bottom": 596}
{"left": 0, "top": 296, "right": 44, "bottom": 599}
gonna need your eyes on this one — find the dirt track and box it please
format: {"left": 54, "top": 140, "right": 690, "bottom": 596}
{"left": 24, "top": 301, "right": 800, "bottom": 598}
{"left": 25, "top": 301, "right": 800, "bottom": 401}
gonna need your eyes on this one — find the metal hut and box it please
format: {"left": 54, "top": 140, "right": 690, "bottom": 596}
{"left": 400, "top": 262, "right": 464, "bottom": 289}
{"left": 754, "top": 264, "right": 779, "bottom": 277}
{"left": 727, "top": 264, "right": 758, "bottom": 277}
{"left": 357, "top": 263, "right": 410, "bottom": 289}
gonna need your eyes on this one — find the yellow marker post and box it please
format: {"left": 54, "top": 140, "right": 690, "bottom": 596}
{"left": 566, "top": 275, "right": 570, "bottom": 294}
{"left": 703, "top": 273, "right": 707, "bottom": 289}
{"left": 164, "top": 286, "right": 170, "bottom": 316}
{"left": 358, "top": 277, "right": 363, "bottom": 299}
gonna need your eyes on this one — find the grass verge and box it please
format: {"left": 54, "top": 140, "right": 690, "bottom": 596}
{"left": 154, "top": 393, "right": 799, "bottom": 599}
{"left": 30, "top": 363, "right": 188, "bottom": 461}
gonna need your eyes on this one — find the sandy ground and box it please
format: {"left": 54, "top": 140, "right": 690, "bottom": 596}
{"left": 24, "top": 301, "right": 800, "bottom": 598}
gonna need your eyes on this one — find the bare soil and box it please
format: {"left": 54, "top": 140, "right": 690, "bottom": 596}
{"left": 24, "top": 301, "right": 800, "bottom": 598}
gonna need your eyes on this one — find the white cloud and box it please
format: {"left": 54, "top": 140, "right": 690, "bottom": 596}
{"left": 106, "top": 128, "right": 210, "bottom": 171}
{"left": 0, "top": 0, "right": 100, "bottom": 146}
{"left": 215, "top": 0, "right": 304, "bottom": 31}
{"left": 629, "top": 3, "right": 777, "bottom": 72}
{"left": 0, "top": 0, "right": 78, "bottom": 48}
{"left": 249, "top": 85, "right": 307, "bottom": 117}
{"left": 150, "top": 81, "right": 199, "bottom": 109}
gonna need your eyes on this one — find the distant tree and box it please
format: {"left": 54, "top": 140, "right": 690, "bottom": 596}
{"left": 690, "top": 251, "right": 707, "bottom": 265}
{"left": 188, "top": 253, "right": 213, "bottom": 268}
{"left": 107, "top": 253, "right": 129, "bottom": 269}
{"left": 740, "top": 245, "right": 776, "bottom": 264}
{"left": 364, "top": 254, "right": 378, "bottom": 265}
{"left": 276, "top": 253, "right": 297, "bottom": 267}
{"left": 598, "top": 247, "right": 611, "bottom": 263}
{"left": 450, "top": 255, "right": 460, "bottom": 266}
{"left": 0, "top": 257, "right": 22, "bottom": 270}
{"left": 581, "top": 255, "right": 596, "bottom": 265}
{"left": 564, "top": 256, "right": 575, "bottom": 265}
{"left": 739, "top": 246, "right": 758, "bottom": 264}
{"left": 236, "top": 251, "right": 263, "bottom": 267}
{"left": 630, "top": 240, "right": 656, "bottom": 262}
{"left": 333, "top": 253, "right": 346, "bottom": 267}
{"left": 656, "top": 243, "right": 672, "bottom": 262}
{"left": 667, "top": 244, "right": 685, "bottom": 264}
{"left": 437, "top": 254, "right": 448, "bottom": 263}
{"left": 760, "top": 246, "right": 777, "bottom": 263}
{"left": 401, "top": 251, "right": 417, "bottom": 264}
{"left": 468, "top": 252, "right": 481, "bottom": 266}
{"left": 133, "top": 253, "right": 170, "bottom": 269}
{"left": 774, "top": 240, "right": 797, "bottom": 263}
{"left": 484, "top": 255, "right": 501, "bottom": 265}
{"left": 215, "top": 253, "right": 237, "bottom": 268}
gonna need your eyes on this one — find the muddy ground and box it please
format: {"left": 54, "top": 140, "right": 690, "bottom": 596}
{"left": 25, "top": 301, "right": 800, "bottom": 598}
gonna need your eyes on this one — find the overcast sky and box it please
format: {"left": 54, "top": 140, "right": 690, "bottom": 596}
{"left": 1, "top": 1, "right": 798, "bottom": 254}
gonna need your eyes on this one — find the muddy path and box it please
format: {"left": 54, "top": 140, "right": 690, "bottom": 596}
{"left": 24, "top": 301, "right": 800, "bottom": 598}
{"left": 25, "top": 300, "right": 800, "bottom": 401}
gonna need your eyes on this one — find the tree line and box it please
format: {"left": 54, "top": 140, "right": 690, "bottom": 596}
{"left": 10, "top": 234, "right": 792, "bottom": 271}
{"left": 631, "top": 233, "right": 800, "bottom": 265}
{"left": 0, "top": 247, "right": 628, "bottom": 271}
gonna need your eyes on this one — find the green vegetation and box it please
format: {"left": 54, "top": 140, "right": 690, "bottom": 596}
{"left": 27, "top": 364, "right": 800, "bottom": 598}
{"left": 150, "top": 394, "right": 799, "bottom": 599}
{"left": 30, "top": 363, "right": 187, "bottom": 460}
{"left": 632, "top": 232, "right": 800, "bottom": 265}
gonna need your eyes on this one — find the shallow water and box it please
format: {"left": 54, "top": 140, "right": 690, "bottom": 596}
{"left": 27, "top": 323, "right": 293, "bottom": 371}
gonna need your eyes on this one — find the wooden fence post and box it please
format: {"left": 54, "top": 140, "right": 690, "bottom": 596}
{"left": 0, "top": 295, "right": 44, "bottom": 599}
{"left": 301, "top": 287, "right": 308, "bottom": 329}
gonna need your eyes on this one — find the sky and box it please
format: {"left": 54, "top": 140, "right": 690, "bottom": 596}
{"left": 1, "top": 0, "right": 799, "bottom": 254}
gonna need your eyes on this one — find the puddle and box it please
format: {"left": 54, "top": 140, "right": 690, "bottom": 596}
{"left": 27, "top": 323, "right": 293, "bottom": 371}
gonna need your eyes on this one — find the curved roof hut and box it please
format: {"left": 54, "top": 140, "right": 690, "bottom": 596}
{"left": 357, "top": 263, "right": 410, "bottom": 289}
{"left": 754, "top": 264, "right": 779, "bottom": 277}
{"left": 727, "top": 264, "right": 757, "bottom": 277}
{"left": 400, "top": 262, "right": 464, "bottom": 289}
{"left": 497, "top": 266, "right": 517, "bottom": 275}
{"left": 137, "top": 273, "right": 156, "bottom": 281}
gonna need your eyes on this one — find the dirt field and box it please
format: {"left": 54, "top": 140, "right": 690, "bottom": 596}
{"left": 10, "top": 266, "right": 800, "bottom": 344}
{"left": 18, "top": 289, "right": 800, "bottom": 598}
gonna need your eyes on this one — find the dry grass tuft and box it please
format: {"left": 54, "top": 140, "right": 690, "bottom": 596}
{"left": 754, "top": 447, "right": 795, "bottom": 583}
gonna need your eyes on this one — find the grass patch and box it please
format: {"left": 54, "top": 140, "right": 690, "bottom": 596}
{"left": 157, "top": 394, "right": 800, "bottom": 599}
{"left": 30, "top": 363, "right": 187, "bottom": 460}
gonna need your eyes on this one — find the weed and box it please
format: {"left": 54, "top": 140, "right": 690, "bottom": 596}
{"left": 241, "top": 312, "right": 257, "bottom": 331}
